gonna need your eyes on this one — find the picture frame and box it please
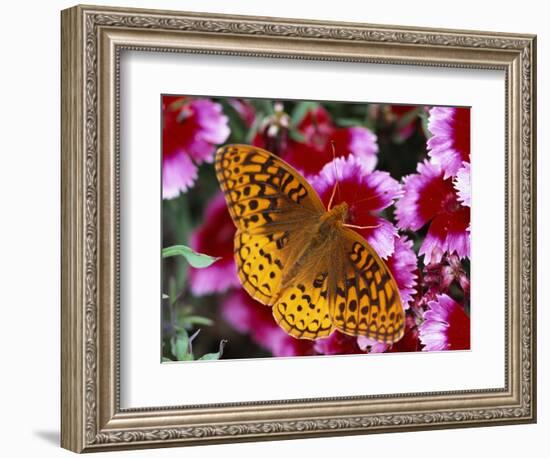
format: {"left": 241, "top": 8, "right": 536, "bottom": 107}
{"left": 60, "top": 4, "right": 537, "bottom": 453}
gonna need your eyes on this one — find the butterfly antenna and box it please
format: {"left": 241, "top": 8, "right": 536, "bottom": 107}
{"left": 327, "top": 141, "right": 339, "bottom": 211}
{"left": 344, "top": 222, "right": 382, "bottom": 230}
{"left": 350, "top": 190, "right": 391, "bottom": 206}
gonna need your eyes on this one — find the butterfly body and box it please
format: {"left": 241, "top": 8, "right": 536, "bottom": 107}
{"left": 215, "top": 144, "right": 404, "bottom": 343}
{"left": 281, "top": 202, "right": 347, "bottom": 286}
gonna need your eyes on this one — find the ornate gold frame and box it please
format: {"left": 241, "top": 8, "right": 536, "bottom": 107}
{"left": 60, "top": 4, "right": 537, "bottom": 453}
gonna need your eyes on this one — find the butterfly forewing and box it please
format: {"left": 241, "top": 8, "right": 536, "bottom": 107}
{"left": 216, "top": 144, "right": 324, "bottom": 306}
{"left": 215, "top": 144, "right": 324, "bottom": 232}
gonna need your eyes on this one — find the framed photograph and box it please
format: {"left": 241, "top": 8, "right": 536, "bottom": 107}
{"left": 61, "top": 4, "right": 537, "bottom": 453}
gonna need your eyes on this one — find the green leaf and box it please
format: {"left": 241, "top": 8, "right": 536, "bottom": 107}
{"left": 171, "top": 331, "right": 193, "bottom": 361}
{"left": 288, "top": 129, "right": 305, "bottom": 143}
{"left": 162, "top": 245, "right": 220, "bottom": 268}
{"left": 250, "top": 99, "right": 275, "bottom": 116}
{"left": 162, "top": 357, "right": 173, "bottom": 362}
{"left": 198, "top": 340, "right": 227, "bottom": 361}
{"left": 197, "top": 352, "right": 222, "bottom": 361}
{"left": 335, "top": 117, "right": 364, "bottom": 127}
{"left": 290, "top": 101, "right": 318, "bottom": 127}
{"left": 396, "top": 106, "right": 421, "bottom": 129}
{"left": 182, "top": 315, "right": 214, "bottom": 327}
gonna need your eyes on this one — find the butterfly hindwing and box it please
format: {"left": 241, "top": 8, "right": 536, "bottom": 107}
{"left": 272, "top": 272, "right": 334, "bottom": 339}
{"left": 331, "top": 228, "right": 405, "bottom": 343}
{"left": 235, "top": 229, "right": 294, "bottom": 305}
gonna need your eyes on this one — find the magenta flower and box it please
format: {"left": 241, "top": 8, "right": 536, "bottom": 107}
{"left": 162, "top": 96, "right": 230, "bottom": 198}
{"left": 282, "top": 106, "right": 378, "bottom": 177}
{"left": 386, "top": 236, "right": 418, "bottom": 308}
{"left": 188, "top": 193, "right": 239, "bottom": 295}
{"left": 419, "top": 294, "right": 470, "bottom": 351}
{"left": 312, "top": 155, "right": 402, "bottom": 259}
{"left": 313, "top": 331, "right": 364, "bottom": 355}
{"left": 423, "top": 253, "right": 470, "bottom": 298}
{"left": 427, "top": 107, "right": 470, "bottom": 178}
{"left": 454, "top": 162, "right": 471, "bottom": 207}
{"left": 221, "top": 290, "right": 315, "bottom": 357}
{"left": 357, "top": 336, "right": 389, "bottom": 353}
{"left": 337, "top": 127, "right": 379, "bottom": 172}
{"left": 358, "top": 313, "right": 421, "bottom": 354}
{"left": 396, "top": 160, "right": 470, "bottom": 264}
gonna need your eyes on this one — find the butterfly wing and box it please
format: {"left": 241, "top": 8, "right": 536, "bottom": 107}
{"left": 215, "top": 144, "right": 325, "bottom": 232}
{"left": 272, "top": 270, "right": 334, "bottom": 339}
{"left": 331, "top": 227, "right": 405, "bottom": 343}
{"left": 215, "top": 144, "right": 325, "bottom": 305}
{"left": 235, "top": 229, "right": 301, "bottom": 305}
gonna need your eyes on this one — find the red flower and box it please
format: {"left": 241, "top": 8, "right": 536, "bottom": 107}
{"left": 312, "top": 155, "right": 402, "bottom": 259}
{"left": 313, "top": 331, "right": 364, "bottom": 355}
{"left": 396, "top": 160, "right": 470, "bottom": 264}
{"left": 254, "top": 105, "right": 379, "bottom": 177}
{"left": 389, "top": 105, "right": 425, "bottom": 140}
{"left": 188, "top": 193, "right": 239, "bottom": 295}
{"left": 287, "top": 106, "right": 378, "bottom": 176}
{"left": 419, "top": 294, "right": 470, "bottom": 351}
{"left": 162, "top": 96, "right": 230, "bottom": 198}
{"left": 357, "top": 313, "right": 420, "bottom": 353}
{"left": 423, "top": 253, "right": 470, "bottom": 298}
{"left": 427, "top": 107, "right": 470, "bottom": 178}
{"left": 221, "top": 290, "right": 315, "bottom": 357}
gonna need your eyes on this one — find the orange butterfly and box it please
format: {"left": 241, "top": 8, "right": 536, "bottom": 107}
{"left": 215, "top": 144, "right": 404, "bottom": 343}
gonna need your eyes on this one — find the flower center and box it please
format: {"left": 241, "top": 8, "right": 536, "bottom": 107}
{"left": 347, "top": 204, "right": 358, "bottom": 225}
{"left": 442, "top": 190, "right": 461, "bottom": 214}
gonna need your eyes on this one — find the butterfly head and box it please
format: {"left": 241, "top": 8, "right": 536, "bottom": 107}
{"left": 324, "top": 201, "right": 349, "bottom": 225}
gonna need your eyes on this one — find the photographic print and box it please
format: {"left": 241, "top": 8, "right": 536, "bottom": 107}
{"left": 161, "top": 95, "right": 471, "bottom": 362}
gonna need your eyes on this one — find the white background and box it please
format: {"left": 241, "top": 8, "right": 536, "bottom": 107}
{"left": 122, "top": 54, "right": 504, "bottom": 407}
{"left": 0, "top": 0, "right": 547, "bottom": 457}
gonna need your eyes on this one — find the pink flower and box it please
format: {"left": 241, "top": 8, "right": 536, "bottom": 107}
{"left": 454, "top": 162, "right": 471, "bottom": 207}
{"left": 221, "top": 290, "right": 315, "bottom": 357}
{"left": 427, "top": 107, "right": 470, "bottom": 178}
{"left": 282, "top": 106, "right": 378, "bottom": 177}
{"left": 357, "top": 336, "right": 389, "bottom": 353}
{"left": 396, "top": 160, "right": 470, "bottom": 264}
{"left": 386, "top": 236, "right": 418, "bottom": 308}
{"left": 162, "top": 96, "right": 230, "bottom": 198}
{"left": 419, "top": 294, "right": 470, "bottom": 351}
{"left": 389, "top": 314, "right": 422, "bottom": 352}
{"left": 188, "top": 193, "right": 239, "bottom": 295}
{"left": 423, "top": 253, "right": 470, "bottom": 298}
{"left": 312, "top": 155, "right": 402, "bottom": 259}
{"left": 313, "top": 331, "right": 364, "bottom": 355}
{"left": 357, "top": 314, "right": 421, "bottom": 353}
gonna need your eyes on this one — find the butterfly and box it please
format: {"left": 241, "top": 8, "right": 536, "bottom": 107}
{"left": 215, "top": 144, "right": 404, "bottom": 343}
